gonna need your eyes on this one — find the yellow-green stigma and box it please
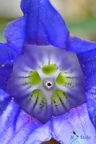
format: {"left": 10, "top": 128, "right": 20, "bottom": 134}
{"left": 42, "top": 64, "right": 57, "bottom": 75}
{"left": 28, "top": 71, "right": 41, "bottom": 85}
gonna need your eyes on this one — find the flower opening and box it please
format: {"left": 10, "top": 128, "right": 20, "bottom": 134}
{"left": 7, "top": 45, "right": 85, "bottom": 123}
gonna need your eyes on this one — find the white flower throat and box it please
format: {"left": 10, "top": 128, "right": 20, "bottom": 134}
{"left": 7, "top": 45, "right": 86, "bottom": 123}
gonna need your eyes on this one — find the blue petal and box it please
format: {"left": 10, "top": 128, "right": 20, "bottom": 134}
{"left": 0, "top": 64, "right": 13, "bottom": 90}
{"left": 0, "top": 42, "right": 19, "bottom": 89}
{"left": 68, "top": 37, "right": 96, "bottom": 127}
{"left": 0, "top": 43, "right": 18, "bottom": 64}
{"left": 24, "top": 122, "right": 52, "bottom": 144}
{"left": 4, "top": 17, "right": 26, "bottom": 53}
{"left": 20, "top": 0, "right": 69, "bottom": 48}
{"left": 0, "top": 88, "right": 11, "bottom": 114}
{"left": 51, "top": 103, "right": 96, "bottom": 144}
{"left": 86, "top": 87, "right": 96, "bottom": 128}
{"left": 0, "top": 17, "right": 26, "bottom": 89}
{"left": 0, "top": 88, "right": 10, "bottom": 101}
{"left": 67, "top": 36, "right": 96, "bottom": 53}
{"left": 77, "top": 48, "right": 96, "bottom": 90}
{"left": 67, "top": 36, "right": 96, "bottom": 90}
{"left": 0, "top": 89, "right": 49, "bottom": 144}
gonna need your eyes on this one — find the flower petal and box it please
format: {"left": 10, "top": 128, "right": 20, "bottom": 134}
{"left": 4, "top": 17, "right": 26, "bottom": 53}
{"left": 0, "top": 63, "right": 13, "bottom": 90}
{"left": 0, "top": 43, "right": 17, "bottom": 64}
{"left": 67, "top": 36, "right": 96, "bottom": 53}
{"left": 0, "top": 88, "right": 11, "bottom": 114}
{"left": 86, "top": 87, "right": 96, "bottom": 128}
{"left": 77, "top": 48, "right": 96, "bottom": 90}
{"left": 0, "top": 43, "right": 18, "bottom": 89}
{"left": 0, "top": 89, "right": 43, "bottom": 144}
{"left": 69, "top": 38, "right": 96, "bottom": 128}
{"left": 20, "top": 0, "right": 69, "bottom": 48}
{"left": 24, "top": 122, "right": 52, "bottom": 144}
{"left": 0, "top": 17, "right": 26, "bottom": 89}
{"left": 51, "top": 103, "right": 96, "bottom": 144}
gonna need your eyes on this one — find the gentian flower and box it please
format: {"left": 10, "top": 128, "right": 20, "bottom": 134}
{"left": 0, "top": 0, "right": 96, "bottom": 143}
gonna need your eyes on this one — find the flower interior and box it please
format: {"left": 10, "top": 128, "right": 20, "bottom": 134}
{"left": 7, "top": 45, "right": 86, "bottom": 123}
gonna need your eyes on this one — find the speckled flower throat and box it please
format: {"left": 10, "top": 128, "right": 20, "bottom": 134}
{"left": 7, "top": 45, "right": 85, "bottom": 123}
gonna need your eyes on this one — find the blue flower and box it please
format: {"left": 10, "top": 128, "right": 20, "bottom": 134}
{"left": 0, "top": 0, "right": 96, "bottom": 143}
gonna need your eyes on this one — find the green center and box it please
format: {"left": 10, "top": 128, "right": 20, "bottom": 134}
{"left": 42, "top": 64, "right": 57, "bottom": 75}
{"left": 28, "top": 71, "right": 41, "bottom": 85}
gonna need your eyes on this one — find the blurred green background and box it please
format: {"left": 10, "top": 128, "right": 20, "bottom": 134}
{"left": 0, "top": 0, "right": 96, "bottom": 42}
